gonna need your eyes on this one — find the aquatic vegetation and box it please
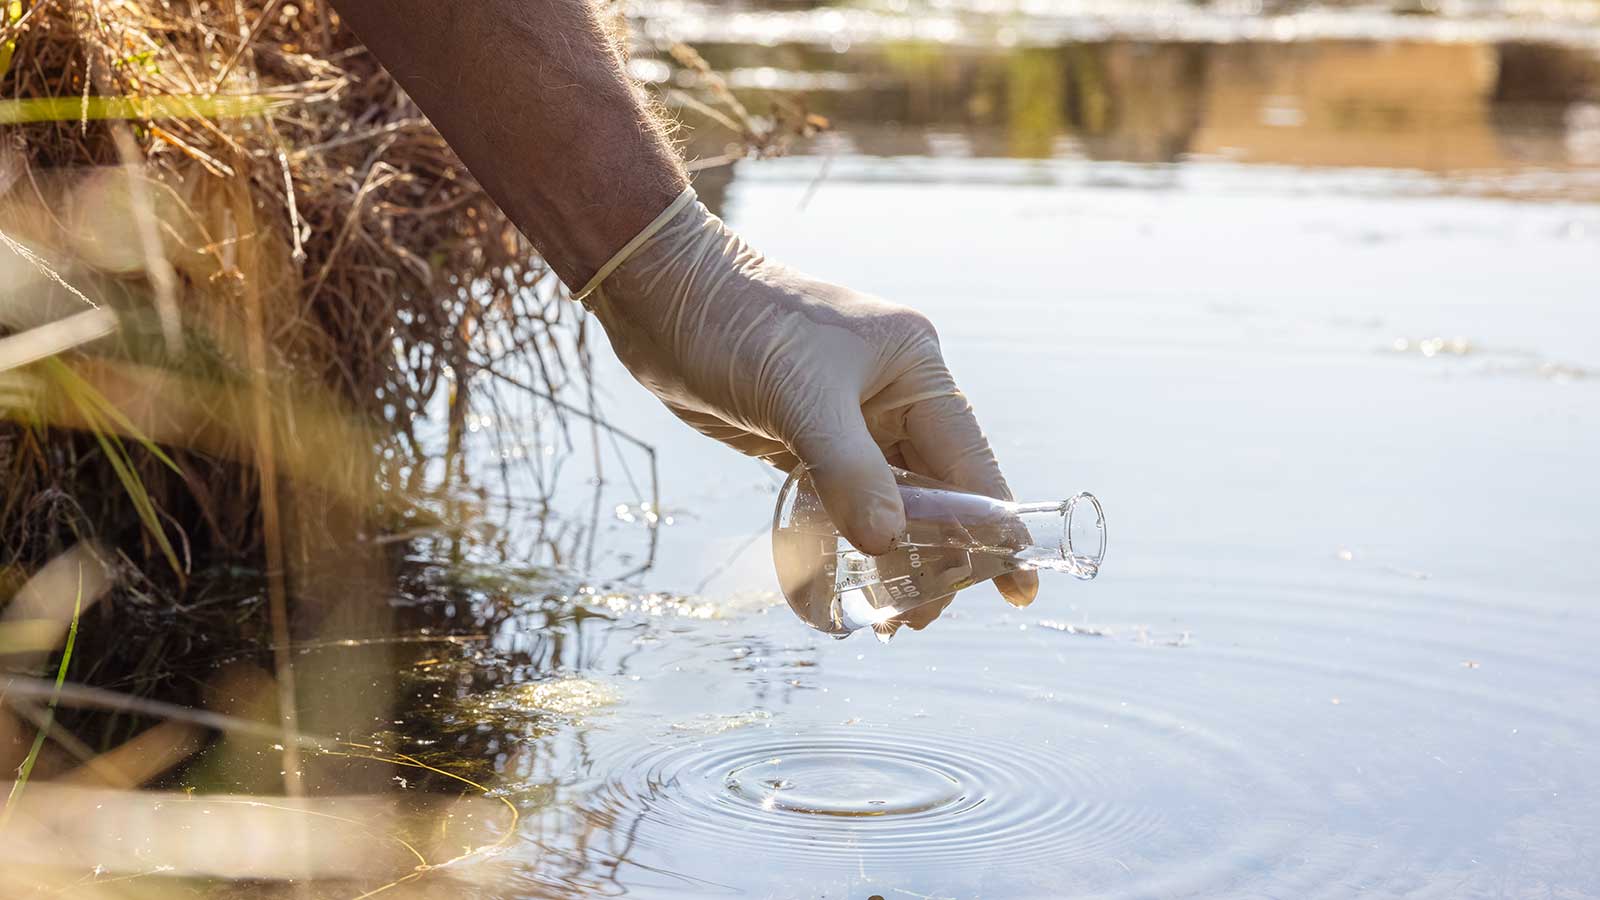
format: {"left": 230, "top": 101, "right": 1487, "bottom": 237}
{"left": 479, "top": 677, "right": 623, "bottom": 723}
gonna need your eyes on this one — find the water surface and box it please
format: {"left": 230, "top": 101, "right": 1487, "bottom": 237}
{"left": 385, "top": 18, "right": 1600, "bottom": 899}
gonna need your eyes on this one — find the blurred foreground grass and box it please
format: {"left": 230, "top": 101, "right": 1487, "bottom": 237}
{"left": 0, "top": 0, "right": 810, "bottom": 893}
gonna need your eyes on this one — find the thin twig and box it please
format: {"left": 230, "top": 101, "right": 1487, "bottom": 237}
{"left": 0, "top": 675, "right": 333, "bottom": 747}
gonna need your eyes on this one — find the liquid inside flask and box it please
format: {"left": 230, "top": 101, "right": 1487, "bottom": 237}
{"left": 772, "top": 466, "right": 1106, "bottom": 639}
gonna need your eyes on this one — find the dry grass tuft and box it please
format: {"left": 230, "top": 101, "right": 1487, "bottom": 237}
{"left": 0, "top": 5, "right": 578, "bottom": 887}
{"left": 0, "top": 0, "right": 583, "bottom": 571}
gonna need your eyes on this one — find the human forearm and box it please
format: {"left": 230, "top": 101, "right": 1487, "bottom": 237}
{"left": 328, "top": 0, "right": 1036, "bottom": 607}
{"left": 328, "top": 0, "right": 687, "bottom": 287}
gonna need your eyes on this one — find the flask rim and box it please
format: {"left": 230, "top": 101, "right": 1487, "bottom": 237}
{"left": 1063, "top": 492, "right": 1108, "bottom": 571}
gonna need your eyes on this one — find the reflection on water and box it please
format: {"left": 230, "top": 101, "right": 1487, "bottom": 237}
{"left": 635, "top": 0, "right": 1600, "bottom": 51}
{"left": 657, "top": 36, "right": 1600, "bottom": 211}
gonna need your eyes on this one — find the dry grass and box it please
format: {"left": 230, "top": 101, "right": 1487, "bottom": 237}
{"left": 0, "top": 0, "right": 584, "bottom": 571}
{"left": 0, "top": 2, "right": 591, "bottom": 892}
{"left": 0, "top": 1, "right": 823, "bottom": 892}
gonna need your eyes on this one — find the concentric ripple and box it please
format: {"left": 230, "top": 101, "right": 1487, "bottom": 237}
{"left": 723, "top": 749, "right": 966, "bottom": 817}
{"left": 580, "top": 725, "right": 1166, "bottom": 867}
{"left": 499, "top": 566, "right": 1600, "bottom": 898}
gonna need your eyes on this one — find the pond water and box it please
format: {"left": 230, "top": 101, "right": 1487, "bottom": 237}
{"left": 378, "top": 20, "right": 1600, "bottom": 900}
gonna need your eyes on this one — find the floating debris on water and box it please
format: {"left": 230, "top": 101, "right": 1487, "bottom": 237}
{"left": 590, "top": 590, "right": 723, "bottom": 620}
{"left": 1382, "top": 337, "right": 1592, "bottom": 381}
{"left": 1531, "top": 362, "right": 1591, "bottom": 383}
{"left": 1037, "top": 620, "right": 1113, "bottom": 637}
{"left": 1036, "top": 620, "right": 1191, "bottom": 647}
{"left": 467, "top": 676, "right": 622, "bottom": 725}
{"left": 516, "top": 678, "right": 621, "bottom": 717}
{"left": 671, "top": 710, "right": 776, "bottom": 735}
{"left": 1390, "top": 336, "right": 1473, "bottom": 358}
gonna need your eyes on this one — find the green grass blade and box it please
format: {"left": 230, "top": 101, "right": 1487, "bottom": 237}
{"left": 44, "top": 360, "right": 184, "bottom": 577}
{"left": 0, "top": 564, "right": 84, "bottom": 829}
{"left": 84, "top": 410, "right": 184, "bottom": 578}
{"left": 43, "top": 359, "right": 180, "bottom": 474}
{"left": 0, "top": 93, "right": 280, "bottom": 125}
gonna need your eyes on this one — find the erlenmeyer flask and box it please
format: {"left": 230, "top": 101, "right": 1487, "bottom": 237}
{"left": 772, "top": 465, "right": 1106, "bottom": 639}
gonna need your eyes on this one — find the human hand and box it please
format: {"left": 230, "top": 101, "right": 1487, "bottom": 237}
{"left": 578, "top": 190, "right": 1038, "bottom": 607}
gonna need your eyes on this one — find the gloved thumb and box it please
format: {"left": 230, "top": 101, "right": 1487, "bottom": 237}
{"left": 789, "top": 400, "right": 906, "bottom": 556}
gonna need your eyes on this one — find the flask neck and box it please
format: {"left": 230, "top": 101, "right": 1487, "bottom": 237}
{"left": 1008, "top": 493, "right": 1106, "bottom": 580}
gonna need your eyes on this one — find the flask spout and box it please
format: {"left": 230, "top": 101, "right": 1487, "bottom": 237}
{"left": 1008, "top": 492, "right": 1106, "bottom": 580}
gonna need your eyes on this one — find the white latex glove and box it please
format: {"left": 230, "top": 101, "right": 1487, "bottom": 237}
{"left": 577, "top": 189, "right": 1038, "bottom": 607}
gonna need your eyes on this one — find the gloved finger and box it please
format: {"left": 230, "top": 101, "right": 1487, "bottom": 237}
{"left": 903, "top": 389, "right": 1006, "bottom": 497}
{"left": 888, "top": 594, "right": 955, "bottom": 632}
{"left": 789, "top": 399, "right": 905, "bottom": 557}
{"left": 669, "top": 406, "right": 801, "bottom": 471}
{"left": 993, "top": 571, "right": 1040, "bottom": 609}
{"left": 896, "top": 439, "right": 930, "bottom": 479}
{"left": 905, "top": 390, "right": 1040, "bottom": 607}
{"left": 883, "top": 442, "right": 909, "bottom": 470}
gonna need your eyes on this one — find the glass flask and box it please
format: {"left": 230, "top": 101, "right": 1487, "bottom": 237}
{"left": 772, "top": 466, "right": 1106, "bottom": 639}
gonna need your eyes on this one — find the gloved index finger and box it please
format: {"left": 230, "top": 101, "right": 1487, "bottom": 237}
{"left": 903, "top": 385, "right": 1011, "bottom": 503}
{"left": 789, "top": 397, "right": 907, "bottom": 557}
{"left": 902, "top": 382, "right": 1041, "bottom": 607}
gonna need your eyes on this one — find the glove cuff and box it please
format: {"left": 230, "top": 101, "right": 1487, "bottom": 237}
{"left": 573, "top": 186, "right": 699, "bottom": 305}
